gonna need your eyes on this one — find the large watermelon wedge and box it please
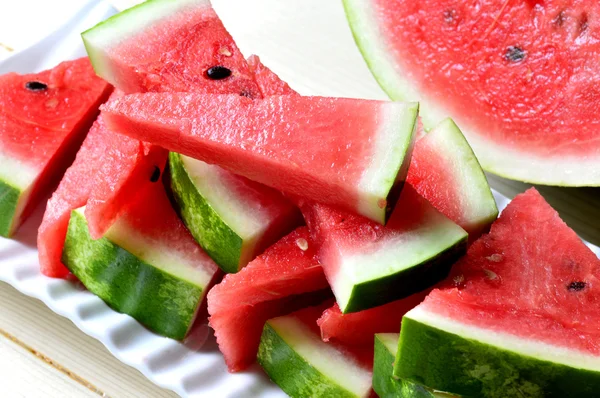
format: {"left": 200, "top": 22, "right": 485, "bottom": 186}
{"left": 396, "top": 188, "right": 600, "bottom": 397}
{"left": 207, "top": 227, "right": 330, "bottom": 372}
{"left": 101, "top": 93, "right": 418, "bottom": 224}
{"left": 0, "top": 57, "right": 111, "bottom": 238}
{"left": 344, "top": 0, "right": 600, "bottom": 186}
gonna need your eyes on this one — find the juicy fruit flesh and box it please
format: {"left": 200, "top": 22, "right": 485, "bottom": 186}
{"left": 372, "top": 0, "right": 600, "bottom": 156}
{"left": 422, "top": 188, "right": 600, "bottom": 356}
{"left": 101, "top": 93, "right": 418, "bottom": 223}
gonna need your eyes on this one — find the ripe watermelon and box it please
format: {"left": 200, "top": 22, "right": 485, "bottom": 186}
{"left": 0, "top": 57, "right": 111, "bottom": 238}
{"left": 258, "top": 302, "right": 374, "bottom": 398}
{"left": 62, "top": 181, "right": 220, "bottom": 340}
{"left": 207, "top": 227, "right": 330, "bottom": 372}
{"left": 101, "top": 93, "right": 418, "bottom": 224}
{"left": 318, "top": 290, "right": 428, "bottom": 346}
{"left": 396, "top": 188, "right": 600, "bottom": 396}
{"left": 82, "top": 0, "right": 260, "bottom": 97}
{"left": 301, "top": 184, "right": 467, "bottom": 313}
{"left": 344, "top": 0, "right": 600, "bottom": 186}
{"left": 407, "top": 118, "right": 497, "bottom": 240}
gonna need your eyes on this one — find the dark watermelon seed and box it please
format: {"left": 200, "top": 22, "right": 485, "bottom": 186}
{"left": 567, "top": 281, "right": 586, "bottom": 291}
{"left": 206, "top": 66, "right": 232, "bottom": 80}
{"left": 150, "top": 166, "right": 161, "bottom": 183}
{"left": 25, "top": 81, "right": 48, "bottom": 91}
{"left": 505, "top": 46, "right": 526, "bottom": 63}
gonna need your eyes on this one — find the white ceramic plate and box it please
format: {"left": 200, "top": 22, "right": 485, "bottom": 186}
{"left": 1, "top": 1, "right": 599, "bottom": 397}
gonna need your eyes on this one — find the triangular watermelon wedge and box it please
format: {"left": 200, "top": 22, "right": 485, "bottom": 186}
{"left": 101, "top": 92, "right": 419, "bottom": 224}
{"left": 396, "top": 188, "right": 600, "bottom": 396}
{"left": 0, "top": 57, "right": 111, "bottom": 238}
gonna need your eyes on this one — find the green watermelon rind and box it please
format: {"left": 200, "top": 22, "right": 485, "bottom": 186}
{"left": 395, "top": 307, "right": 600, "bottom": 397}
{"left": 337, "top": 231, "right": 467, "bottom": 314}
{"left": 258, "top": 317, "right": 371, "bottom": 398}
{"left": 169, "top": 152, "right": 243, "bottom": 274}
{"left": 82, "top": 0, "right": 207, "bottom": 87}
{"left": 62, "top": 209, "right": 204, "bottom": 340}
{"left": 0, "top": 180, "right": 22, "bottom": 238}
{"left": 374, "top": 333, "right": 449, "bottom": 398}
{"left": 342, "top": 0, "right": 600, "bottom": 187}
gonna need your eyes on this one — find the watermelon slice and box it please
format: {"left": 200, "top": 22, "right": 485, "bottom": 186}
{"left": 247, "top": 55, "right": 296, "bottom": 97}
{"left": 318, "top": 290, "right": 428, "bottom": 346}
{"left": 207, "top": 227, "right": 330, "bottom": 372}
{"left": 374, "top": 334, "right": 451, "bottom": 398}
{"left": 101, "top": 93, "right": 419, "bottom": 224}
{"left": 407, "top": 118, "right": 497, "bottom": 240}
{"left": 396, "top": 188, "right": 600, "bottom": 396}
{"left": 62, "top": 181, "right": 220, "bottom": 340}
{"left": 0, "top": 57, "right": 111, "bottom": 238}
{"left": 81, "top": 0, "right": 260, "bottom": 97}
{"left": 258, "top": 303, "right": 374, "bottom": 398}
{"left": 343, "top": 0, "right": 600, "bottom": 186}
{"left": 302, "top": 184, "right": 468, "bottom": 313}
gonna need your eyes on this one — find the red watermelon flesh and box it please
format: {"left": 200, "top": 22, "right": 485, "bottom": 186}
{"left": 208, "top": 227, "right": 330, "bottom": 372}
{"left": 246, "top": 55, "right": 296, "bottom": 97}
{"left": 420, "top": 188, "right": 600, "bottom": 355}
{"left": 0, "top": 57, "right": 111, "bottom": 236}
{"left": 318, "top": 290, "right": 428, "bottom": 346}
{"left": 101, "top": 92, "right": 418, "bottom": 224}
{"left": 345, "top": 0, "right": 600, "bottom": 185}
{"left": 82, "top": 0, "right": 260, "bottom": 98}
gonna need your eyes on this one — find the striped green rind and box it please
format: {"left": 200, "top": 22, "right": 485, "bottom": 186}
{"left": 341, "top": 237, "right": 467, "bottom": 313}
{"left": 169, "top": 152, "right": 242, "bottom": 273}
{"left": 395, "top": 313, "right": 600, "bottom": 397}
{"left": 62, "top": 209, "right": 203, "bottom": 340}
{"left": 257, "top": 322, "right": 362, "bottom": 398}
{"left": 0, "top": 180, "right": 21, "bottom": 238}
{"left": 374, "top": 334, "right": 449, "bottom": 398}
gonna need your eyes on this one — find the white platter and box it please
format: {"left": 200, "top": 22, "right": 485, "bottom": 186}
{"left": 1, "top": 0, "right": 599, "bottom": 397}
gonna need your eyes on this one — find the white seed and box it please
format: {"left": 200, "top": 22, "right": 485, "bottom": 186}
{"left": 483, "top": 269, "right": 498, "bottom": 280}
{"left": 486, "top": 253, "right": 503, "bottom": 262}
{"left": 296, "top": 238, "right": 308, "bottom": 251}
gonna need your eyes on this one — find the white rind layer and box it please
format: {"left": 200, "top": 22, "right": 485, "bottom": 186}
{"left": 406, "top": 305, "right": 600, "bottom": 372}
{"left": 0, "top": 151, "right": 38, "bottom": 190}
{"left": 77, "top": 208, "right": 214, "bottom": 288}
{"left": 269, "top": 315, "right": 372, "bottom": 396}
{"left": 343, "top": 0, "right": 600, "bottom": 186}
{"left": 82, "top": 0, "right": 210, "bottom": 86}
{"left": 357, "top": 101, "right": 418, "bottom": 222}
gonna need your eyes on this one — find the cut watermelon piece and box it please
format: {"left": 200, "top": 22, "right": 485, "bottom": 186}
{"left": 258, "top": 303, "right": 374, "bottom": 398}
{"left": 62, "top": 181, "right": 220, "bottom": 340}
{"left": 302, "top": 184, "right": 468, "bottom": 313}
{"left": 207, "top": 227, "right": 330, "bottom": 371}
{"left": 247, "top": 55, "right": 296, "bottom": 97}
{"left": 82, "top": 0, "right": 260, "bottom": 97}
{"left": 374, "top": 334, "right": 451, "bottom": 398}
{"left": 318, "top": 290, "right": 428, "bottom": 346}
{"left": 396, "top": 188, "right": 600, "bottom": 396}
{"left": 169, "top": 152, "right": 301, "bottom": 273}
{"left": 407, "top": 118, "right": 497, "bottom": 240}
{"left": 343, "top": 0, "right": 600, "bottom": 186}
{"left": 101, "top": 93, "right": 419, "bottom": 224}
{"left": 0, "top": 57, "right": 111, "bottom": 238}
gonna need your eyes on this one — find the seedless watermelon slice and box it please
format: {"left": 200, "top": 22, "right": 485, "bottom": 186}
{"left": 407, "top": 118, "right": 498, "bottom": 240}
{"left": 82, "top": 0, "right": 260, "bottom": 97}
{"left": 396, "top": 189, "right": 600, "bottom": 396}
{"left": 0, "top": 57, "right": 111, "bottom": 237}
{"left": 207, "top": 227, "right": 330, "bottom": 372}
{"left": 344, "top": 0, "right": 600, "bottom": 186}
{"left": 302, "top": 184, "right": 467, "bottom": 313}
{"left": 101, "top": 93, "right": 418, "bottom": 224}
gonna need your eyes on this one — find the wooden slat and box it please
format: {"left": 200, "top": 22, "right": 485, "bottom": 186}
{"left": 0, "top": 281, "right": 178, "bottom": 398}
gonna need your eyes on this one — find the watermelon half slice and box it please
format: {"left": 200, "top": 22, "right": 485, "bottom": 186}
{"left": 302, "top": 184, "right": 468, "bottom": 313}
{"left": 258, "top": 303, "right": 374, "bottom": 398}
{"left": 0, "top": 57, "right": 111, "bottom": 237}
{"left": 101, "top": 93, "right": 418, "bottom": 224}
{"left": 396, "top": 188, "right": 600, "bottom": 396}
{"left": 343, "top": 0, "right": 600, "bottom": 186}
{"left": 207, "top": 227, "right": 330, "bottom": 372}
{"left": 62, "top": 181, "right": 220, "bottom": 340}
